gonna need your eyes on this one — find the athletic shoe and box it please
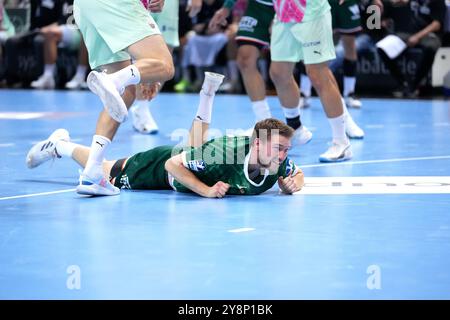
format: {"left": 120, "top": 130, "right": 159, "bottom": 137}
{"left": 345, "top": 113, "right": 364, "bottom": 139}
{"left": 130, "top": 104, "right": 159, "bottom": 134}
{"left": 76, "top": 174, "right": 120, "bottom": 196}
{"left": 292, "top": 126, "right": 313, "bottom": 145}
{"left": 319, "top": 141, "right": 352, "bottom": 163}
{"left": 31, "top": 74, "right": 55, "bottom": 90}
{"left": 65, "top": 76, "right": 87, "bottom": 90}
{"left": 202, "top": 72, "right": 225, "bottom": 96}
{"left": 26, "top": 129, "right": 70, "bottom": 168}
{"left": 344, "top": 93, "right": 362, "bottom": 109}
{"left": 299, "top": 93, "right": 311, "bottom": 109}
{"left": 87, "top": 70, "right": 128, "bottom": 123}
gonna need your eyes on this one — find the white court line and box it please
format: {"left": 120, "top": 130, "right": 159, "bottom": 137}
{"left": 301, "top": 155, "right": 450, "bottom": 169}
{"left": 228, "top": 228, "right": 255, "bottom": 233}
{"left": 0, "top": 189, "right": 76, "bottom": 201}
{"left": 365, "top": 124, "right": 385, "bottom": 129}
{"left": 0, "top": 143, "right": 14, "bottom": 148}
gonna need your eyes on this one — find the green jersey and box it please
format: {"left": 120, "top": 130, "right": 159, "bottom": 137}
{"left": 113, "top": 136, "right": 300, "bottom": 196}
{"left": 172, "top": 135, "right": 300, "bottom": 195}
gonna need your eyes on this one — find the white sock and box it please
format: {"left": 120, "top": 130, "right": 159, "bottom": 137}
{"left": 108, "top": 65, "right": 141, "bottom": 92}
{"left": 341, "top": 97, "right": 349, "bottom": 115}
{"left": 282, "top": 105, "right": 300, "bottom": 119}
{"left": 55, "top": 140, "right": 78, "bottom": 158}
{"left": 328, "top": 114, "right": 348, "bottom": 144}
{"left": 83, "top": 135, "right": 111, "bottom": 179}
{"left": 300, "top": 74, "right": 312, "bottom": 97}
{"left": 343, "top": 76, "right": 356, "bottom": 97}
{"left": 252, "top": 99, "right": 271, "bottom": 121}
{"left": 74, "top": 65, "right": 87, "bottom": 80}
{"left": 195, "top": 89, "right": 216, "bottom": 123}
{"left": 134, "top": 98, "right": 149, "bottom": 110}
{"left": 44, "top": 64, "right": 56, "bottom": 77}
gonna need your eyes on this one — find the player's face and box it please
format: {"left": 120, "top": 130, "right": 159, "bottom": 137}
{"left": 257, "top": 134, "right": 292, "bottom": 174}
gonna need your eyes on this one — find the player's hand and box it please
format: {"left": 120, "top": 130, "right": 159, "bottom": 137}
{"left": 278, "top": 172, "right": 303, "bottom": 194}
{"left": 205, "top": 181, "right": 230, "bottom": 198}
{"left": 339, "top": 0, "right": 346, "bottom": 4}
{"left": 209, "top": 7, "right": 230, "bottom": 31}
{"left": 186, "top": 0, "right": 202, "bottom": 18}
{"left": 139, "top": 82, "right": 161, "bottom": 101}
{"left": 148, "top": 0, "right": 164, "bottom": 13}
{"left": 407, "top": 34, "right": 420, "bottom": 47}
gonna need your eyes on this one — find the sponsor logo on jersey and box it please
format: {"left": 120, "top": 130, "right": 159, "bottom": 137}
{"left": 286, "top": 158, "right": 294, "bottom": 176}
{"left": 188, "top": 160, "right": 206, "bottom": 172}
{"left": 120, "top": 174, "right": 131, "bottom": 189}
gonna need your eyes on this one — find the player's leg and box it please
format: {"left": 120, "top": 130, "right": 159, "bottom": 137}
{"left": 270, "top": 61, "right": 313, "bottom": 145}
{"left": 269, "top": 19, "right": 313, "bottom": 145}
{"left": 66, "top": 31, "right": 89, "bottom": 90}
{"left": 26, "top": 129, "right": 119, "bottom": 183}
{"left": 188, "top": 72, "right": 225, "bottom": 147}
{"left": 341, "top": 34, "right": 362, "bottom": 108}
{"left": 74, "top": 0, "right": 174, "bottom": 124}
{"left": 131, "top": 3, "right": 180, "bottom": 135}
{"left": 77, "top": 60, "right": 137, "bottom": 196}
{"left": 31, "top": 24, "right": 61, "bottom": 89}
{"left": 237, "top": 44, "right": 271, "bottom": 122}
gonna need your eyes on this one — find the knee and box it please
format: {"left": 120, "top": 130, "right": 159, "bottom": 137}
{"left": 270, "top": 64, "right": 288, "bottom": 85}
{"left": 237, "top": 52, "right": 256, "bottom": 72}
{"left": 161, "top": 59, "right": 175, "bottom": 82}
{"left": 306, "top": 68, "right": 325, "bottom": 91}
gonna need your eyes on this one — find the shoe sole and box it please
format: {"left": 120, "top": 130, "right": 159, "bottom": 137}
{"left": 87, "top": 72, "right": 128, "bottom": 123}
{"left": 347, "top": 133, "right": 364, "bottom": 140}
{"left": 319, "top": 149, "right": 353, "bottom": 163}
{"left": 76, "top": 184, "right": 120, "bottom": 196}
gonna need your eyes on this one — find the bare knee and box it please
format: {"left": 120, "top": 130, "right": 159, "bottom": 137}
{"left": 270, "top": 63, "right": 290, "bottom": 86}
{"left": 237, "top": 49, "right": 258, "bottom": 72}
{"left": 306, "top": 65, "right": 330, "bottom": 93}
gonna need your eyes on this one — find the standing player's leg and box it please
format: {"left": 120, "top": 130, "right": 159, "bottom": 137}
{"left": 237, "top": 44, "right": 272, "bottom": 122}
{"left": 131, "top": 0, "right": 180, "bottom": 134}
{"left": 269, "top": 61, "right": 313, "bottom": 145}
{"left": 73, "top": 0, "right": 174, "bottom": 195}
{"left": 341, "top": 34, "right": 362, "bottom": 108}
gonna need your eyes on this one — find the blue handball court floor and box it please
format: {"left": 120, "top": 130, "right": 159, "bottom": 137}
{"left": 0, "top": 89, "right": 449, "bottom": 299}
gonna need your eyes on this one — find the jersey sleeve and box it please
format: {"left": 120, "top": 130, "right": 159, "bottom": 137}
{"left": 278, "top": 157, "right": 301, "bottom": 178}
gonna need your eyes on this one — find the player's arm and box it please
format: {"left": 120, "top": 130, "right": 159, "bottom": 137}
{"left": 165, "top": 154, "right": 230, "bottom": 198}
{"left": 209, "top": 0, "right": 236, "bottom": 30}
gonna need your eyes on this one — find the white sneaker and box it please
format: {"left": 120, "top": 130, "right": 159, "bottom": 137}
{"left": 345, "top": 94, "right": 362, "bottom": 109}
{"left": 131, "top": 104, "right": 159, "bottom": 134}
{"left": 76, "top": 174, "right": 120, "bottom": 196}
{"left": 26, "top": 129, "right": 70, "bottom": 169}
{"left": 319, "top": 141, "right": 352, "bottom": 163}
{"left": 87, "top": 70, "right": 128, "bottom": 123}
{"left": 202, "top": 72, "right": 225, "bottom": 95}
{"left": 292, "top": 126, "right": 313, "bottom": 145}
{"left": 299, "top": 93, "right": 311, "bottom": 109}
{"left": 345, "top": 113, "right": 364, "bottom": 139}
{"left": 31, "top": 74, "right": 55, "bottom": 90}
{"left": 65, "top": 76, "right": 87, "bottom": 90}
